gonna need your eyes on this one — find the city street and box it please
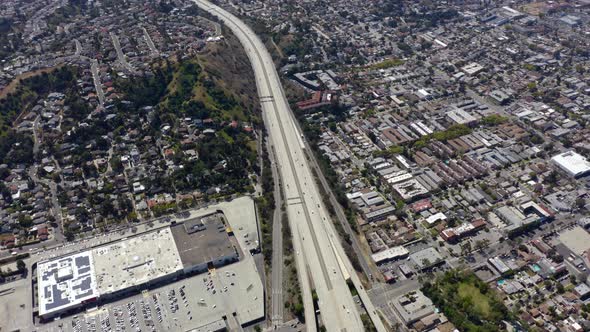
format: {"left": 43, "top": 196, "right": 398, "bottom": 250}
{"left": 110, "top": 32, "right": 135, "bottom": 72}
{"left": 90, "top": 59, "right": 105, "bottom": 106}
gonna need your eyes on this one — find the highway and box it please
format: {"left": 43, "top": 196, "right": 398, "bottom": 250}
{"left": 191, "top": 1, "right": 385, "bottom": 331}
{"left": 292, "top": 117, "right": 376, "bottom": 282}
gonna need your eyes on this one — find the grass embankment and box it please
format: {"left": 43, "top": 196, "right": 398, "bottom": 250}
{"left": 457, "top": 282, "right": 492, "bottom": 317}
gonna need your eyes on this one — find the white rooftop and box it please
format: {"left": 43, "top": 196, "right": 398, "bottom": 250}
{"left": 37, "top": 251, "right": 98, "bottom": 317}
{"left": 371, "top": 246, "right": 409, "bottom": 264}
{"left": 447, "top": 108, "right": 477, "bottom": 125}
{"left": 426, "top": 212, "right": 447, "bottom": 225}
{"left": 551, "top": 151, "right": 590, "bottom": 177}
{"left": 93, "top": 228, "right": 183, "bottom": 295}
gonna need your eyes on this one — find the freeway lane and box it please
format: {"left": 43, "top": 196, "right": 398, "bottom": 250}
{"left": 190, "top": 1, "right": 383, "bottom": 331}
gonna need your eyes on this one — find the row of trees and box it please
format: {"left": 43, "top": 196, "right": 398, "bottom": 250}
{"left": 0, "top": 259, "right": 26, "bottom": 279}
{"left": 255, "top": 136, "right": 275, "bottom": 266}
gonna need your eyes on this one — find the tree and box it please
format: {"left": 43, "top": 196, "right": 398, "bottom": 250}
{"left": 556, "top": 283, "right": 565, "bottom": 294}
{"left": 292, "top": 302, "right": 304, "bottom": 318}
{"left": 110, "top": 157, "right": 124, "bottom": 172}
{"left": 16, "top": 259, "right": 25, "bottom": 273}
{"left": 545, "top": 171, "right": 559, "bottom": 185}
{"left": 461, "top": 241, "right": 472, "bottom": 255}
{"left": 575, "top": 197, "right": 586, "bottom": 210}
{"left": 475, "top": 240, "right": 485, "bottom": 251}
{"left": 360, "top": 313, "right": 377, "bottom": 332}
{"left": 64, "top": 229, "right": 75, "bottom": 241}
{"left": 544, "top": 280, "right": 553, "bottom": 291}
{"left": 18, "top": 215, "right": 33, "bottom": 228}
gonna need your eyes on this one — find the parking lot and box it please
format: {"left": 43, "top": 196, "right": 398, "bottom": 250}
{"left": 40, "top": 284, "right": 213, "bottom": 332}
{"left": 38, "top": 253, "right": 264, "bottom": 332}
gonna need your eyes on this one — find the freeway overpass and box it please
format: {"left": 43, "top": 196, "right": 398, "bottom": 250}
{"left": 191, "top": 1, "right": 387, "bottom": 331}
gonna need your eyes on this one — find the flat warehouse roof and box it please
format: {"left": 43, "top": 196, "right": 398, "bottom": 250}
{"left": 551, "top": 151, "right": 590, "bottom": 177}
{"left": 559, "top": 226, "right": 590, "bottom": 255}
{"left": 410, "top": 247, "right": 443, "bottom": 269}
{"left": 37, "top": 251, "right": 98, "bottom": 317}
{"left": 183, "top": 196, "right": 259, "bottom": 253}
{"left": 372, "top": 246, "right": 409, "bottom": 263}
{"left": 171, "top": 213, "right": 237, "bottom": 268}
{"left": 92, "top": 228, "right": 183, "bottom": 295}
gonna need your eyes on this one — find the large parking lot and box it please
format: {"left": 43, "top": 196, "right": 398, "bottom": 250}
{"left": 40, "top": 290, "right": 178, "bottom": 332}
{"left": 38, "top": 254, "right": 264, "bottom": 332}
{"left": 39, "top": 284, "right": 230, "bottom": 332}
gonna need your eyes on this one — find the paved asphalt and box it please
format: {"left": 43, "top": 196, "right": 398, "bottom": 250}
{"left": 191, "top": 1, "right": 386, "bottom": 331}
{"left": 110, "top": 32, "right": 134, "bottom": 72}
{"left": 90, "top": 59, "right": 105, "bottom": 106}
{"left": 295, "top": 119, "right": 376, "bottom": 282}
{"left": 142, "top": 27, "right": 159, "bottom": 56}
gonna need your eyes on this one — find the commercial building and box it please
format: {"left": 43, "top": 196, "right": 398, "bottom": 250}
{"left": 399, "top": 264, "right": 414, "bottom": 277}
{"left": 446, "top": 108, "right": 478, "bottom": 126}
{"left": 349, "top": 190, "right": 398, "bottom": 223}
{"left": 364, "top": 206, "right": 397, "bottom": 223}
{"left": 392, "top": 179, "right": 429, "bottom": 202}
{"left": 441, "top": 219, "right": 486, "bottom": 243}
{"left": 410, "top": 247, "right": 444, "bottom": 271}
{"left": 37, "top": 213, "right": 241, "bottom": 319}
{"left": 559, "top": 15, "right": 581, "bottom": 27}
{"left": 37, "top": 252, "right": 98, "bottom": 318}
{"left": 93, "top": 228, "right": 183, "bottom": 297}
{"left": 489, "top": 90, "right": 511, "bottom": 105}
{"left": 551, "top": 151, "right": 590, "bottom": 178}
{"left": 391, "top": 290, "right": 436, "bottom": 326}
{"left": 495, "top": 201, "right": 553, "bottom": 237}
{"left": 371, "top": 246, "right": 409, "bottom": 264}
{"left": 171, "top": 215, "right": 239, "bottom": 274}
{"left": 559, "top": 226, "right": 590, "bottom": 256}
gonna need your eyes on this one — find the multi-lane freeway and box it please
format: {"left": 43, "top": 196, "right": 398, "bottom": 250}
{"left": 191, "top": 1, "right": 386, "bottom": 331}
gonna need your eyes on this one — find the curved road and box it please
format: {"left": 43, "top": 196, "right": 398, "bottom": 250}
{"left": 191, "top": 1, "right": 386, "bottom": 331}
